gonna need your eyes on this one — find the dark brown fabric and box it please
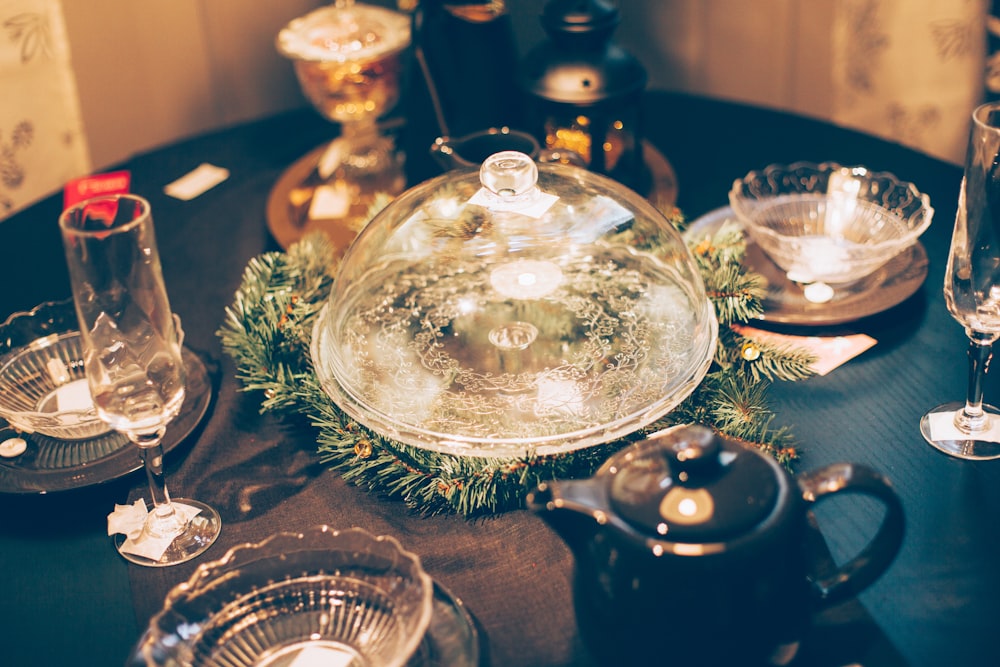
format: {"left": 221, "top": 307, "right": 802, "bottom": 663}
{"left": 125, "top": 352, "right": 904, "bottom": 667}
{"left": 126, "top": 355, "right": 595, "bottom": 666}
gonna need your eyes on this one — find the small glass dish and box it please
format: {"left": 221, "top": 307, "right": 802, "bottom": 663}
{"left": 728, "top": 161, "right": 933, "bottom": 285}
{"left": 0, "top": 301, "right": 110, "bottom": 441}
{"left": 142, "top": 526, "right": 435, "bottom": 667}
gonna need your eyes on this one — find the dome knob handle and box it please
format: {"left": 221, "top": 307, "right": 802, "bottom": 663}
{"left": 480, "top": 151, "right": 539, "bottom": 198}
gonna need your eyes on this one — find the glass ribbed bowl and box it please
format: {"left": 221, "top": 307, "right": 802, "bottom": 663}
{"left": 142, "top": 526, "right": 434, "bottom": 667}
{"left": 0, "top": 300, "right": 110, "bottom": 440}
{"left": 728, "top": 161, "right": 933, "bottom": 284}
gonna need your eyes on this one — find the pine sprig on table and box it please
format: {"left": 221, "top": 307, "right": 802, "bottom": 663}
{"left": 218, "top": 210, "right": 814, "bottom": 516}
{"left": 684, "top": 215, "right": 815, "bottom": 384}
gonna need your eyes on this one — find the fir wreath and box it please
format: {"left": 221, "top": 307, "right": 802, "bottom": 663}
{"left": 218, "top": 205, "right": 815, "bottom": 516}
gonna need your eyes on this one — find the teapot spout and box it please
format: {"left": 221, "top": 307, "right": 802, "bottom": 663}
{"left": 527, "top": 479, "right": 609, "bottom": 549}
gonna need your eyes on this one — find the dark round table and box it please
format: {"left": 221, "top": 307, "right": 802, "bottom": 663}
{"left": 1, "top": 91, "right": 996, "bottom": 667}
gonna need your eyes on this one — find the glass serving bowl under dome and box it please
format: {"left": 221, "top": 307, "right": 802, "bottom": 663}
{"left": 311, "top": 151, "right": 718, "bottom": 458}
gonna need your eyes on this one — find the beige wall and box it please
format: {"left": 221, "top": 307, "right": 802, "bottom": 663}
{"left": 61, "top": 0, "right": 325, "bottom": 169}
{"left": 613, "top": 1, "right": 836, "bottom": 120}
{"left": 59, "top": 0, "right": 985, "bottom": 171}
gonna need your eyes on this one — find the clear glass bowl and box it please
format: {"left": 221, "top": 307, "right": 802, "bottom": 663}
{"left": 142, "top": 526, "right": 434, "bottom": 667}
{"left": 0, "top": 300, "right": 110, "bottom": 440}
{"left": 311, "top": 151, "right": 718, "bottom": 458}
{"left": 728, "top": 161, "right": 933, "bottom": 284}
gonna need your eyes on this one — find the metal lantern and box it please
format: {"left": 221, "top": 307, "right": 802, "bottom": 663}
{"left": 520, "top": 0, "right": 648, "bottom": 192}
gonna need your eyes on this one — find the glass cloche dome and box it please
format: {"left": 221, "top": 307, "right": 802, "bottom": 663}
{"left": 310, "top": 151, "right": 718, "bottom": 458}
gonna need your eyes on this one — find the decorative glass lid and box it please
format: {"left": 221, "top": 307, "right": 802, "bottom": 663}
{"left": 310, "top": 152, "right": 718, "bottom": 457}
{"left": 276, "top": 0, "right": 410, "bottom": 63}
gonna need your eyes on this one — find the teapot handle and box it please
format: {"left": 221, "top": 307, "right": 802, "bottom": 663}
{"left": 797, "top": 462, "right": 905, "bottom": 607}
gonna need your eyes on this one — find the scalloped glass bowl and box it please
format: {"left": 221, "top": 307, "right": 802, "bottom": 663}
{"left": 728, "top": 161, "right": 933, "bottom": 284}
{"left": 142, "top": 526, "right": 434, "bottom": 667}
{"left": 0, "top": 301, "right": 110, "bottom": 440}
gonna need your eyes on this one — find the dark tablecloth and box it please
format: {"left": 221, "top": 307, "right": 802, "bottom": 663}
{"left": 3, "top": 91, "right": 999, "bottom": 667}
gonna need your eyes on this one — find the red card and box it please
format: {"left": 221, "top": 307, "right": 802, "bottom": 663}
{"left": 63, "top": 170, "right": 131, "bottom": 209}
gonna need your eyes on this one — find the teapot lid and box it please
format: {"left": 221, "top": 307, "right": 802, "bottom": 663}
{"left": 606, "top": 425, "right": 781, "bottom": 543}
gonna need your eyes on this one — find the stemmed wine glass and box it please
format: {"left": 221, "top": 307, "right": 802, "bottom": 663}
{"left": 60, "top": 194, "right": 221, "bottom": 565}
{"left": 920, "top": 101, "right": 1000, "bottom": 459}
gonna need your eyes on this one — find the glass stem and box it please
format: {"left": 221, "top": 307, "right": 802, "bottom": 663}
{"left": 957, "top": 333, "right": 995, "bottom": 433}
{"left": 339, "top": 118, "right": 392, "bottom": 173}
{"left": 134, "top": 430, "right": 185, "bottom": 540}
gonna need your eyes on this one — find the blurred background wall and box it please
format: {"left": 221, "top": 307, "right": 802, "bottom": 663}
{"left": 0, "top": 0, "right": 990, "bottom": 219}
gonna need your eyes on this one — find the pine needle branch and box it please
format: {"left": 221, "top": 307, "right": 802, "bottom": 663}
{"left": 219, "top": 204, "right": 816, "bottom": 515}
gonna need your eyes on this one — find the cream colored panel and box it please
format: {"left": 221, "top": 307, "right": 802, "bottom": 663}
{"left": 788, "top": 1, "right": 836, "bottom": 120}
{"left": 616, "top": 0, "right": 705, "bottom": 91}
{"left": 53, "top": 0, "right": 988, "bottom": 173}
{"left": 0, "top": 0, "right": 90, "bottom": 219}
{"left": 197, "top": 0, "right": 325, "bottom": 127}
{"left": 61, "top": 1, "right": 218, "bottom": 168}
{"left": 700, "top": 0, "right": 794, "bottom": 105}
{"left": 830, "top": 0, "right": 985, "bottom": 164}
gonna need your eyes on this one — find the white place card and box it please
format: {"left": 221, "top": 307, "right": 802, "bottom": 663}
{"left": 45, "top": 357, "right": 71, "bottom": 384}
{"left": 164, "top": 163, "right": 230, "bottom": 200}
{"left": 316, "top": 137, "right": 346, "bottom": 180}
{"left": 468, "top": 187, "right": 558, "bottom": 218}
{"left": 54, "top": 378, "right": 94, "bottom": 412}
{"left": 112, "top": 500, "right": 204, "bottom": 561}
{"left": 309, "top": 183, "right": 352, "bottom": 220}
{"left": 289, "top": 645, "right": 357, "bottom": 667}
{"left": 927, "top": 410, "right": 1000, "bottom": 444}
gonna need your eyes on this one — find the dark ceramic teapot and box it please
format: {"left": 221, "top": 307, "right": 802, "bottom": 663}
{"left": 527, "top": 424, "right": 904, "bottom": 667}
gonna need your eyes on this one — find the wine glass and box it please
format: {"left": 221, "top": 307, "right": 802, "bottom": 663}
{"left": 59, "top": 194, "right": 221, "bottom": 566}
{"left": 920, "top": 101, "right": 1000, "bottom": 459}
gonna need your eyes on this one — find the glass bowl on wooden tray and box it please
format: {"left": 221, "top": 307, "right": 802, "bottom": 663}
{"left": 684, "top": 206, "right": 928, "bottom": 327}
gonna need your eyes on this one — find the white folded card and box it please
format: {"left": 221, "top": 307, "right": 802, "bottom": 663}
{"left": 927, "top": 410, "right": 1000, "bottom": 444}
{"left": 165, "top": 163, "right": 229, "bottom": 200}
{"left": 108, "top": 499, "right": 204, "bottom": 561}
{"left": 288, "top": 645, "right": 356, "bottom": 667}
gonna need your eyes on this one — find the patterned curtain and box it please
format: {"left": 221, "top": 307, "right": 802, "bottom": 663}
{"left": 0, "top": 0, "right": 89, "bottom": 221}
{"left": 830, "top": 0, "right": 986, "bottom": 165}
{"left": 988, "top": 0, "right": 1000, "bottom": 99}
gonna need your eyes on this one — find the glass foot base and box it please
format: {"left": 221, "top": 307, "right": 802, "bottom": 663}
{"left": 920, "top": 401, "right": 1000, "bottom": 460}
{"left": 115, "top": 498, "right": 222, "bottom": 567}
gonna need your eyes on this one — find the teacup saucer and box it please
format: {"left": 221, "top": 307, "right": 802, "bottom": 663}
{"left": 685, "top": 206, "right": 928, "bottom": 326}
